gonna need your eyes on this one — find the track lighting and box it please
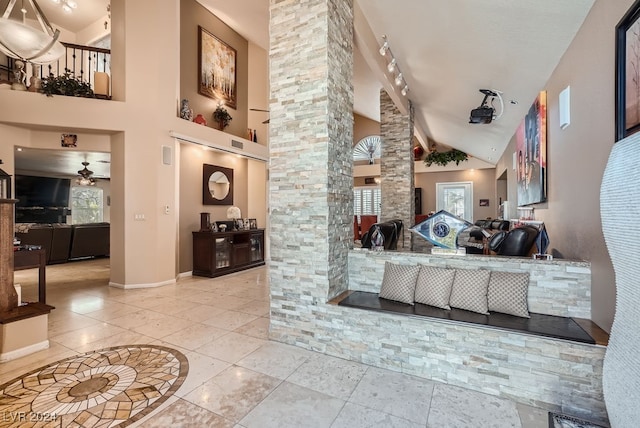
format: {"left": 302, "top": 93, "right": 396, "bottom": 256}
{"left": 387, "top": 58, "right": 396, "bottom": 72}
{"left": 379, "top": 41, "right": 389, "bottom": 56}
{"left": 379, "top": 35, "right": 409, "bottom": 98}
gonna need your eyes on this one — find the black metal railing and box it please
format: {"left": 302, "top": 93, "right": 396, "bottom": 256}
{"left": 1, "top": 42, "right": 111, "bottom": 98}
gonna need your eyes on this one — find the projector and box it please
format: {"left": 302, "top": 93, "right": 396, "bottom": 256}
{"left": 469, "top": 106, "right": 495, "bottom": 124}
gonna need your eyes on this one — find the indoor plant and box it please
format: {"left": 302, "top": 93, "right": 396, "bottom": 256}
{"left": 41, "top": 71, "right": 94, "bottom": 98}
{"left": 213, "top": 105, "right": 233, "bottom": 130}
{"left": 423, "top": 149, "right": 468, "bottom": 167}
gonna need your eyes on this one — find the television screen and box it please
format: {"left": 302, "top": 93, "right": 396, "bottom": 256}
{"left": 15, "top": 175, "right": 71, "bottom": 208}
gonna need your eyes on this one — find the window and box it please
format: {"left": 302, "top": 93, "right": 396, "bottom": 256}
{"left": 71, "top": 186, "right": 104, "bottom": 224}
{"left": 353, "top": 187, "right": 381, "bottom": 216}
{"left": 436, "top": 181, "right": 473, "bottom": 222}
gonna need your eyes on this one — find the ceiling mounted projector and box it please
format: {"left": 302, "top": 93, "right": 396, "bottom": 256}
{"left": 469, "top": 89, "right": 503, "bottom": 124}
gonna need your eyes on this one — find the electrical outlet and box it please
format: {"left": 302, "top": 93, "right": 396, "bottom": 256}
{"left": 164, "top": 205, "right": 170, "bottom": 215}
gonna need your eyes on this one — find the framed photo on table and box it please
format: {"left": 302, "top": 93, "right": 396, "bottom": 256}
{"left": 616, "top": 0, "right": 640, "bottom": 141}
{"left": 198, "top": 26, "right": 237, "bottom": 109}
{"left": 249, "top": 218, "right": 257, "bottom": 229}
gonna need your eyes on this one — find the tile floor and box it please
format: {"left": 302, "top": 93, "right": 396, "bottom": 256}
{"left": 6, "top": 259, "right": 551, "bottom": 428}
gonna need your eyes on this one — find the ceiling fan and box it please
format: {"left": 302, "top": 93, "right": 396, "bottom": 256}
{"left": 250, "top": 108, "right": 270, "bottom": 124}
{"left": 76, "top": 161, "right": 96, "bottom": 186}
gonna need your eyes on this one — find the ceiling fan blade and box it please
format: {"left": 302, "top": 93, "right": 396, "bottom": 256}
{"left": 250, "top": 108, "right": 270, "bottom": 112}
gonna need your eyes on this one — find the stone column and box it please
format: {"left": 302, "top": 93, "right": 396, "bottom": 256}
{"left": 269, "top": 0, "right": 353, "bottom": 326}
{"left": 380, "top": 90, "right": 414, "bottom": 248}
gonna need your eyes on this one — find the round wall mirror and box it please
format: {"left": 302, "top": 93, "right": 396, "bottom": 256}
{"left": 203, "top": 164, "right": 233, "bottom": 205}
{"left": 208, "top": 171, "right": 230, "bottom": 200}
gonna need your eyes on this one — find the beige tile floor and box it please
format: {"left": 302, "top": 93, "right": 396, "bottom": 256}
{"left": 6, "top": 259, "right": 551, "bottom": 428}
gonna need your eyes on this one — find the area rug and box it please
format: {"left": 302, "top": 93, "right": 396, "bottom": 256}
{"left": 548, "top": 412, "right": 608, "bottom": 428}
{"left": 0, "top": 345, "right": 188, "bottom": 427}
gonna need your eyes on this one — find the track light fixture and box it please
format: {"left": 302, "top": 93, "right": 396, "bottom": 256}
{"left": 379, "top": 40, "right": 389, "bottom": 56}
{"left": 387, "top": 58, "right": 396, "bottom": 72}
{"left": 379, "top": 35, "right": 409, "bottom": 98}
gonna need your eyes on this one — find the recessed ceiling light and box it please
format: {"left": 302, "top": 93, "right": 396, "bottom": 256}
{"left": 16, "top": 148, "right": 23, "bottom": 152}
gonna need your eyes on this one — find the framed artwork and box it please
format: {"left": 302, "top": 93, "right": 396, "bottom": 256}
{"left": 61, "top": 134, "right": 77, "bottom": 147}
{"left": 479, "top": 199, "right": 489, "bottom": 207}
{"left": 616, "top": 0, "right": 640, "bottom": 141}
{"left": 516, "top": 91, "right": 547, "bottom": 206}
{"left": 249, "top": 218, "right": 257, "bottom": 229}
{"left": 198, "top": 26, "right": 237, "bottom": 109}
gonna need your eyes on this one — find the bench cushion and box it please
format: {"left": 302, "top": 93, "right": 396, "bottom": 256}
{"left": 379, "top": 262, "right": 420, "bottom": 305}
{"left": 415, "top": 266, "right": 455, "bottom": 309}
{"left": 449, "top": 269, "right": 490, "bottom": 314}
{"left": 338, "top": 291, "right": 596, "bottom": 344}
{"left": 488, "top": 271, "right": 530, "bottom": 318}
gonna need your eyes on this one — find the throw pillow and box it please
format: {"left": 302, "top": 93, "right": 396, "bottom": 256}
{"left": 449, "top": 269, "right": 491, "bottom": 314}
{"left": 379, "top": 262, "right": 420, "bottom": 305}
{"left": 488, "top": 271, "right": 531, "bottom": 318}
{"left": 414, "top": 266, "right": 456, "bottom": 309}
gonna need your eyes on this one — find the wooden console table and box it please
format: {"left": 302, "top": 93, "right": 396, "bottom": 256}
{"left": 193, "top": 229, "right": 265, "bottom": 278}
{"left": 14, "top": 249, "right": 46, "bottom": 304}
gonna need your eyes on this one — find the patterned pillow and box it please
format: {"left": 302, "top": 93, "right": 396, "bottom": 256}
{"left": 449, "top": 269, "right": 491, "bottom": 314}
{"left": 379, "top": 262, "right": 420, "bottom": 305}
{"left": 488, "top": 271, "right": 530, "bottom": 318}
{"left": 414, "top": 266, "right": 455, "bottom": 309}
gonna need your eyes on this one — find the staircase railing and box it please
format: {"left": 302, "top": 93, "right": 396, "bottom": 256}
{"left": 1, "top": 42, "right": 112, "bottom": 98}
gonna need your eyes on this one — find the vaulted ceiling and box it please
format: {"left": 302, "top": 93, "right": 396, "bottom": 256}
{"left": 198, "top": 0, "right": 596, "bottom": 164}
{"left": 8, "top": 0, "right": 596, "bottom": 175}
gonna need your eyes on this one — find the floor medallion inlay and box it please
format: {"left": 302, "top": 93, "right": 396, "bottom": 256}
{"left": 0, "top": 345, "right": 188, "bottom": 427}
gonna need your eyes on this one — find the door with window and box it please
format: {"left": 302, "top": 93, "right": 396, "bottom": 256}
{"left": 436, "top": 182, "right": 473, "bottom": 222}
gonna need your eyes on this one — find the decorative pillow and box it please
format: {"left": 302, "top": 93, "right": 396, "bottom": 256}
{"left": 449, "top": 269, "right": 491, "bottom": 314}
{"left": 378, "top": 262, "right": 420, "bottom": 305}
{"left": 414, "top": 266, "right": 455, "bottom": 309}
{"left": 488, "top": 271, "right": 531, "bottom": 318}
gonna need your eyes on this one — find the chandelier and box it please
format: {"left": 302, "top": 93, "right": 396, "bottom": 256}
{"left": 76, "top": 162, "right": 96, "bottom": 186}
{"left": 0, "top": 0, "right": 66, "bottom": 64}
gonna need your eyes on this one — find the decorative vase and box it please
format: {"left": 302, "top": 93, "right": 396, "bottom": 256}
{"left": 194, "top": 114, "right": 207, "bottom": 125}
{"left": 601, "top": 133, "right": 640, "bottom": 427}
{"left": 180, "top": 99, "right": 193, "bottom": 121}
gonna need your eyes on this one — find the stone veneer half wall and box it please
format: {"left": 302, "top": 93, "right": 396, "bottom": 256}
{"left": 348, "top": 249, "right": 591, "bottom": 318}
{"left": 269, "top": 249, "right": 605, "bottom": 423}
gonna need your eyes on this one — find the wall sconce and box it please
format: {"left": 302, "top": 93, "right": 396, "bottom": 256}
{"left": 379, "top": 35, "right": 409, "bottom": 98}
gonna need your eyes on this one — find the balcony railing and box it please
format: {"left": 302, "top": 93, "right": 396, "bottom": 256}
{"left": 1, "top": 42, "right": 111, "bottom": 99}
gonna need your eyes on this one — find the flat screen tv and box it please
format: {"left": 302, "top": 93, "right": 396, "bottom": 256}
{"left": 15, "top": 175, "right": 71, "bottom": 208}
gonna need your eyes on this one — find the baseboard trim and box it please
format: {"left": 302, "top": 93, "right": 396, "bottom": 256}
{"left": 0, "top": 340, "right": 49, "bottom": 362}
{"left": 109, "top": 278, "right": 177, "bottom": 289}
{"left": 177, "top": 271, "right": 192, "bottom": 279}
